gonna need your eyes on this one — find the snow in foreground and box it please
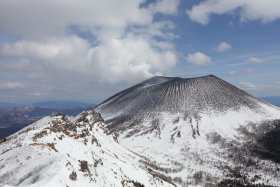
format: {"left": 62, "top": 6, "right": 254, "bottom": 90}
{"left": 0, "top": 110, "right": 172, "bottom": 187}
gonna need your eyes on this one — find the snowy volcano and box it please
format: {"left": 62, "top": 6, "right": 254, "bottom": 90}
{"left": 96, "top": 75, "right": 274, "bottom": 133}
{"left": 96, "top": 75, "right": 280, "bottom": 186}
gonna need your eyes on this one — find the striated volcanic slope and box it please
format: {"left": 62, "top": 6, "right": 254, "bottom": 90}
{"left": 96, "top": 75, "right": 280, "bottom": 186}
{"left": 96, "top": 75, "right": 278, "bottom": 134}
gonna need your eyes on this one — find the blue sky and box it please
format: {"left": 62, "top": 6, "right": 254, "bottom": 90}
{"left": 170, "top": 2, "right": 280, "bottom": 93}
{"left": 0, "top": 0, "right": 280, "bottom": 103}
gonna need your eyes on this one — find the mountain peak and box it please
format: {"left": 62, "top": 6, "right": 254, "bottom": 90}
{"left": 97, "top": 75, "right": 262, "bottom": 130}
{"left": 148, "top": 74, "right": 217, "bottom": 80}
{"left": 76, "top": 108, "right": 104, "bottom": 125}
{"left": 143, "top": 74, "right": 217, "bottom": 84}
{"left": 95, "top": 75, "right": 280, "bottom": 186}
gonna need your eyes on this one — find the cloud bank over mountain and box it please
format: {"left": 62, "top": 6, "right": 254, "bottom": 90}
{"left": 0, "top": 1, "right": 179, "bottom": 81}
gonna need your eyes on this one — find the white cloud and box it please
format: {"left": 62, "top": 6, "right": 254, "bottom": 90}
{"left": 1, "top": 37, "right": 87, "bottom": 61}
{"left": 1, "top": 34, "right": 177, "bottom": 84}
{"left": 215, "top": 42, "right": 231, "bottom": 52}
{"left": 187, "top": 0, "right": 280, "bottom": 25}
{"left": 90, "top": 34, "right": 177, "bottom": 83}
{"left": 130, "top": 21, "right": 177, "bottom": 40}
{"left": 229, "top": 70, "right": 236, "bottom": 75}
{"left": 0, "top": 0, "right": 180, "bottom": 38}
{"left": 1, "top": 36, "right": 92, "bottom": 71}
{"left": 28, "top": 92, "right": 42, "bottom": 96}
{"left": 0, "top": 0, "right": 152, "bottom": 37}
{"left": 0, "top": 0, "right": 180, "bottom": 85}
{"left": 238, "top": 81, "right": 257, "bottom": 90}
{"left": 248, "top": 57, "right": 266, "bottom": 64}
{"left": 236, "top": 82, "right": 280, "bottom": 97}
{"left": 149, "top": 0, "right": 180, "bottom": 15}
{"left": 186, "top": 52, "right": 212, "bottom": 65}
{"left": 0, "top": 82, "right": 25, "bottom": 90}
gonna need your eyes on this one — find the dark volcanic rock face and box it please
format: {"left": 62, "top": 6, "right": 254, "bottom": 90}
{"left": 204, "top": 119, "right": 280, "bottom": 186}
{"left": 96, "top": 75, "right": 263, "bottom": 132}
{"left": 238, "top": 119, "right": 280, "bottom": 163}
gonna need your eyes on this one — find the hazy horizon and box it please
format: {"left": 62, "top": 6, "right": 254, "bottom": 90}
{"left": 1, "top": 77, "right": 280, "bottom": 105}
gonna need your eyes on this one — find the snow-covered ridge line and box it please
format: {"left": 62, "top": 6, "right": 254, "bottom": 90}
{"left": 0, "top": 109, "right": 173, "bottom": 187}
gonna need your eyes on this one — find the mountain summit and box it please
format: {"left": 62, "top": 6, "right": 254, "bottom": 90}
{"left": 96, "top": 75, "right": 276, "bottom": 134}
{"left": 96, "top": 75, "right": 280, "bottom": 186}
{"left": 98, "top": 75, "right": 259, "bottom": 115}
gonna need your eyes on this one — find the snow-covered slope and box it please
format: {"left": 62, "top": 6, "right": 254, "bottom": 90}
{"left": 96, "top": 75, "right": 280, "bottom": 186}
{"left": 0, "top": 109, "right": 173, "bottom": 187}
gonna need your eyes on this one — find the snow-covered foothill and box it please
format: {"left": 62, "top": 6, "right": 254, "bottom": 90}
{"left": 0, "top": 110, "right": 173, "bottom": 187}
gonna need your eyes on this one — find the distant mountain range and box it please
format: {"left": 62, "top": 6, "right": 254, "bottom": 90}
{"left": 0, "top": 101, "right": 94, "bottom": 109}
{"left": 0, "top": 101, "right": 95, "bottom": 138}
{"left": 260, "top": 96, "right": 280, "bottom": 107}
{"left": 0, "top": 102, "right": 22, "bottom": 108}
